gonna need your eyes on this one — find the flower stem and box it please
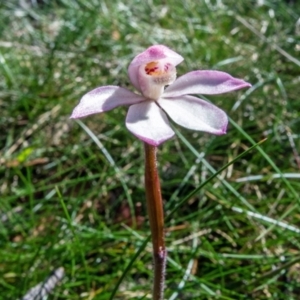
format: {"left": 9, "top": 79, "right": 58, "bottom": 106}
{"left": 144, "top": 143, "right": 166, "bottom": 300}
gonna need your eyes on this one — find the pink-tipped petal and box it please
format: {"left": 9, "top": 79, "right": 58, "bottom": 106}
{"left": 126, "top": 102, "right": 175, "bottom": 146}
{"left": 128, "top": 45, "right": 183, "bottom": 91}
{"left": 164, "top": 70, "right": 251, "bottom": 97}
{"left": 70, "top": 86, "right": 145, "bottom": 118}
{"left": 158, "top": 95, "right": 228, "bottom": 135}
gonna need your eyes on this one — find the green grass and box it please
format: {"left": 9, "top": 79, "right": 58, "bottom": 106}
{"left": 1, "top": 0, "right": 300, "bottom": 299}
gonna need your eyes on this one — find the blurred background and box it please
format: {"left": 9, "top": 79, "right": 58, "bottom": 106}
{"left": 1, "top": 0, "right": 300, "bottom": 299}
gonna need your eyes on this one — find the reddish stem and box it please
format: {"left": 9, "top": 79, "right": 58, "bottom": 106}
{"left": 144, "top": 143, "right": 166, "bottom": 300}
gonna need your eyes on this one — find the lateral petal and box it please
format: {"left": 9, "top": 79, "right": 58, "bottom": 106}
{"left": 70, "top": 86, "right": 145, "bottom": 118}
{"left": 126, "top": 102, "right": 175, "bottom": 146}
{"left": 158, "top": 95, "right": 228, "bottom": 135}
{"left": 164, "top": 70, "right": 251, "bottom": 97}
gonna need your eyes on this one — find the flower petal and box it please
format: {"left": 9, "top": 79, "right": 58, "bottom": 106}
{"left": 128, "top": 45, "right": 183, "bottom": 92}
{"left": 70, "top": 86, "right": 145, "bottom": 118}
{"left": 158, "top": 95, "right": 228, "bottom": 135}
{"left": 126, "top": 102, "right": 175, "bottom": 146}
{"left": 164, "top": 70, "right": 251, "bottom": 97}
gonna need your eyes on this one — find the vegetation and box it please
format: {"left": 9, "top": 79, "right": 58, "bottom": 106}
{"left": 1, "top": 0, "right": 300, "bottom": 299}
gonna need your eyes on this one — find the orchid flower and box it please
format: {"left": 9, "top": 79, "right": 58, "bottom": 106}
{"left": 71, "top": 45, "right": 251, "bottom": 146}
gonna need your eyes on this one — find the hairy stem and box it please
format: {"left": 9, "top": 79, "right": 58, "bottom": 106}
{"left": 144, "top": 143, "right": 167, "bottom": 300}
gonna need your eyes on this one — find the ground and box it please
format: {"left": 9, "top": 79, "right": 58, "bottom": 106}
{"left": 1, "top": 0, "right": 300, "bottom": 299}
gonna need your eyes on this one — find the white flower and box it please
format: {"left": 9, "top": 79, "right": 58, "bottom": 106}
{"left": 71, "top": 45, "right": 251, "bottom": 146}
